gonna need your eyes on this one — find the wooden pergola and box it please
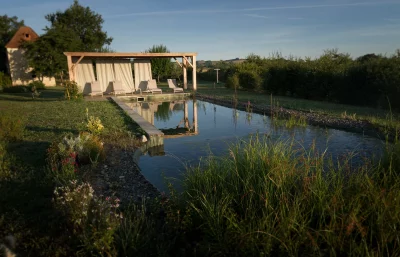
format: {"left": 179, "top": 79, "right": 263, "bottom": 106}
{"left": 64, "top": 52, "right": 198, "bottom": 90}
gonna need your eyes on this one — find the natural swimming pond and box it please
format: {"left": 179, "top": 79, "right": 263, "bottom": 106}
{"left": 125, "top": 99, "right": 386, "bottom": 193}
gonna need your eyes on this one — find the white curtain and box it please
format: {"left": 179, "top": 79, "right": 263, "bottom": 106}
{"left": 95, "top": 59, "right": 115, "bottom": 94}
{"left": 134, "top": 59, "right": 152, "bottom": 91}
{"left": 75, "top": 59, "right": 95, "bottom": 95}
{"left": 114, "top": 60, "right": 135, "bottom": 92}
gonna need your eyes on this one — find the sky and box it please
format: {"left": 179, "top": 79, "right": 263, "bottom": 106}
{"left": 3, "top": 0, "right": 400, "bottom": 60}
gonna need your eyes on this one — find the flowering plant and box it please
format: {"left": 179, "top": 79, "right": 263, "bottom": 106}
{"left": 53, "top": 180, "right": 122, "bottom": 255}
{"left": 85, "top": 108, "right": 104, "bottom": 136}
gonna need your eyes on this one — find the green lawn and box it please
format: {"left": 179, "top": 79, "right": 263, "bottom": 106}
{"left": 192, "top": 81, "right": 400, "bottom": 130}
{"left": 0, "top": 87, "right": 143, "bottom": 256}
{"left": 0, "top": 87, "right": 141, "bottom": 167}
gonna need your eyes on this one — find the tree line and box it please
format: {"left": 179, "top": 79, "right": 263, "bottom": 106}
{"left": 0, "top": 0, "right": 176, "bottom": 85}
{"left": 207, "top": 49, "right": 400, "bottom": 110}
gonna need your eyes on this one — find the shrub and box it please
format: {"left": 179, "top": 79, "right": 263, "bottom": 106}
{"left": 78, "top": 132, "right": 105, "bottom": 165}
{"left": 47, "top": 133, "right": 105, "bottom": 179}
{"left": 237, "top": 70, "right": 262, "bottom": 91}
{"left": 47, "top": 141, "right": 78, "bottom": 183}
{"left": 2, "top": 86, "right": 29, "bottom": 93}
{"left": 85, "top": 109, "right": 104, "bottom": 136}
{"left": 53, "top": 180, "right": 121, "bottom": 255}
{"left": 0, "top": 113, "right": 24, "bottom": 142}
{"left": 0, "top": 141, "right": 14, "bottom": 181}
{"left": 28, "top": 80, "right": 45, "bottom": 90}
{"left": 0, "top": 72, "right": 12, "bottom": 88}
{"left": 224, "top": 50, "right": 400, "bottom": 110}
{"left": 225, "top": 73, "right": 239, "bottom": 89}
{"left": 64, "top": 80, "right": 80, "bottom": 100}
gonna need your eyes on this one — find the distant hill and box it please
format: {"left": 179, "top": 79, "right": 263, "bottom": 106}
{"left": 197, "top": 58, "right": 247, "bottom": 67}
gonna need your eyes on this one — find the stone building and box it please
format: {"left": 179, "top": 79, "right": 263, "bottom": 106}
{"left": 5, "top": 26, "right": 55, "bottom": 86}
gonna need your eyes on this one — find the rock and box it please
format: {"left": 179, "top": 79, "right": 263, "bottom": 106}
{"left": 141, "top": 135, "right": 148, "bottom": 143}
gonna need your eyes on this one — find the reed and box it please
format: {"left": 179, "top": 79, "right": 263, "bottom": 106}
{"left": 182, "top": 135, "right": 400, "bottom": 256}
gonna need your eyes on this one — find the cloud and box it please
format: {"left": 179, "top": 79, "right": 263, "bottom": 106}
{"left": 105, "top": 1, "right": 400, "bottom": 18}
{"left": 244, "top": 14, "right": 270, "bottom": 19}
{"left": 288, "top": 17, "right": 305, "bottom": 20}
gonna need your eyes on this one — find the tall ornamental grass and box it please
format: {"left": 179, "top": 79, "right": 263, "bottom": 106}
{"left": 182, "top": 136, "right": 400, "bottom": 256}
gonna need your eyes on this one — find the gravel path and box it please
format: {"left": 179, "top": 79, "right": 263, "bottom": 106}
{"left": 83, "top": 144, "right": 160, "bottom": 205}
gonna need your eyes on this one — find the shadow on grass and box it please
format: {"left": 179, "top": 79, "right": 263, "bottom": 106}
{"left": 26, "top": 126, "right": 78, "bottom": 135}
{"left": 8, "top": 140, "right": 51, "bottom": 167}
{"left": 0, "top": 88, "right": 65, "bottom": 102}
{"left": 0, "top": 170, "right": 70, "bottom": 256}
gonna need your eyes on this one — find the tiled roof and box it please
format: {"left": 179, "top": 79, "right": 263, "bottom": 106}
{"left": 5, "top": 26, "right": 39, "bottom": 48}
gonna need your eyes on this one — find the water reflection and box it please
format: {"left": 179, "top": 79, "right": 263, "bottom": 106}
{"left": 124, "top": 99, "right": 385, "bottom": 193}
{"left": 125, "top": 99, "right": 199, "bottom": 135}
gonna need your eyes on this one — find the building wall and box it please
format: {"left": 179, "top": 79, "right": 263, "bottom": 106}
{"left": 7, "top": 48, "right": 55, "bottom": 86}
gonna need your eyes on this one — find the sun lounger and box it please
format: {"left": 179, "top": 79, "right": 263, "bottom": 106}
{"left": 137, "top": 79, "right": 162, "bottom": 94}
{"left": 147, "top": 79, "right": 162, "bottom": 94}
{"left": 89, "top": 81, "right": 103, "bottom": 97}
{"left": 112, "top": 80, "right": 127, "bottom": 96}
{"left": 167, "top": 79, "right": 184, "bottom": 93}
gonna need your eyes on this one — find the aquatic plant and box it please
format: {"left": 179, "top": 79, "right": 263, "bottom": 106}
{"left": 181, "top": 135, "right": 400, "bottom": 256}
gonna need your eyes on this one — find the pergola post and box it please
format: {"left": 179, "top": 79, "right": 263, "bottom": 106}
{"left": 67, "top": 55, "right": 74, "bottom": 81}
{"left": 193, "top": 98, "right": 198, "bottom": 133}
{"left": 192, "top": 55, "right": 197, "bottom": 90}
{"left": 184, "top": 101, "right": 189, "bottom": 128}
{"left": 183, "top": 57, "right": 187, "bottom": 89}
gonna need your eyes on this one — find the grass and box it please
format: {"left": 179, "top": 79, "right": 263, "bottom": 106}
{"left": 179, "top": 135, "right": 400, "bottom": 256}
{"left": 0, "top": 87, "right": 142, "bottom": 167}
{"left": 2, "top": 85, "right": 400, "bottom": 256}
{"left": 0, "top": 87, "right": 143, "bottom": 256}
{"left": 271, "top": 113, "right": 307, "bottom": 129}
{"left": 193, "top": 81, "right": 400, "bottom": 132}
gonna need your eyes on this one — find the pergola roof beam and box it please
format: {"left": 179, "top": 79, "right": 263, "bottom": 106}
{"left": 64, "top": 52, "right": 197, "bottom": 58}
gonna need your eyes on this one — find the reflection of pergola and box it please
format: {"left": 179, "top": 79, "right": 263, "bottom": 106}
{"left": 124, "top": 99, "right": 198, "bottom": 136}
{"left": 64, "top": 52, "right": 198, "bottom": 90}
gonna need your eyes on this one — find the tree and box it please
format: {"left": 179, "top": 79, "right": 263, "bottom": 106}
{"left": 45, "top": 0, "right": 112, "bottom": 51}
{"left": 23, "top": 27, "right": 81, "bottom": 82}
{"left": 145, "top": 44, "right": 173, "bottom": 82}
{"left": 204, "top": 60, "right": 213, "bottom": 68}
{"left": 24, "top": 0, "right": 112, "bottom": 79}
{"left": 0, "top": 15, "right": 24, "bottom": 73}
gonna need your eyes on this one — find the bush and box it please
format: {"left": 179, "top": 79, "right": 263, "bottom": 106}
{"left": 2, "top": 86, "right": 29, "bottom": 93}
{"left": 223, "top": 50, "right": 400, "bottom": 109}
{"left": 238, "top": 70, "right": 262, "bottom": 91}
{"left": 0, "top": 72, "right": 12, "bottom": 88}
{"left": 85, "top": 109, "right": 105, "bottom": 136}
{"left": 53, "top": 180, "right": 121, "bottom": 255}
{"left": 47, "top": 133, "right": 105, "bottom": 180}
{"left": 77, "top": 132, "right": 105, "bottom": 165}
{"left": 225, "top": 73, "right": 239, "bottom": 89}
{"left": 0, "top": 141, "right": 14, "bottom": 181}
{"left": 28, "top": 80, "right": 45, "bottom": 90}
{"left": 64, "top": 80, "right": 80, "bottom": 100}
{"left": 0, "top": 113, "right": 25, "bottom": 142}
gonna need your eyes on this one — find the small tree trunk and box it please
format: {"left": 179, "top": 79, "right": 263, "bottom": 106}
{"left": 60, "top": 71, "right": 64, "bottom": 86}
{"left": 157, "top": 74, "right": 160, "bottom": 83}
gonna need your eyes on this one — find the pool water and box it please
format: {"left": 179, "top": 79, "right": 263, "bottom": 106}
{"left": 126, "top": 99, "right": 385, "bottom": 193}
